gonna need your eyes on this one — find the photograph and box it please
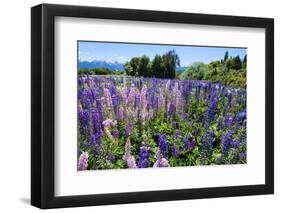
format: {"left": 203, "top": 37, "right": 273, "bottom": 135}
{"left": 29, "top": 3, "right": 274, "bottom": 209}
{"left": 77, "top": 41, "right": 247, "bottom": 170}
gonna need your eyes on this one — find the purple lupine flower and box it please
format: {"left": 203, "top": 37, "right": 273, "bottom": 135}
{"left": 201, "top": 131, "right": 214, "bottom": 162}
{"left": 223, "top": 115, "right": 234, "bottom": 127}
{"left": 240, "top": 131, "right": 247, "bottom": 145}
{"left": 137, "top": 142, "right": 150, "bottom": 168}
{"left": 158, "top": 93, "right": 165, "bottom": 110}
{"left": 222, "top": 130, "right": 232, "bottom": 155}
{"left": 116, "top": 106, "right": 124, "bottom": 121}
{"left": 171, "top": 144, "right": 179, "bottom": 157}
{"left": 236, "top": 109, "right": 247, "bottom": 122}
{"left": 233, "top": 151, "right": 238, "bottom": 159}
{"left": 78, "top": 152, "right": 89, "bottom": 171}
{"left": 185, "top": 138, "right": 196, "bottom": 149}
{"left": 167, "top": 103, "right": 176, "bottom": 117}
{"left": 78, "top": 90, "right": 92, "bottom": 109}
{"left": 223, "top": 103, "right": 229, "bottom": 116}
{"left": 78, "top": 109, "right": 90, "bottom": 126}
{"left": 92, "top": 111, "right": 103, "bottom": 144}
{"left": 146, "top": 88, "right": 154, "bottom": 110}
{"left": 107, "top": 153, "right": 115, "bottom": 162}
{"left": 180, "top": 138, "right": 196, "bottom": 152}
{"left": 175, "top": 130, "right": 181, "bottom": 137}
{"left": 231, "top": 139, "right": 239, "bottom": 148}
{"left": 78, "top": 76, "right": 247, "bottom": 169}
{"left": 195, "top": 86, "right": 200, "bottom": 101}
{"left": 243, "top": 119, "right": 247, "bottom": 127}
{"left": 109, "top": 85, "right": 119, "bottom": 110}
{"left": 111, "top": 130, "right": 119, "bottom": 138}
{"left": 240, "top": 152, "right": 247, "bottom": 161}
{"left": 78, "top": 76, "right": 84, "bottom": 86}
{"left": 158, "top": 134, "right": 168, "bottom": 158}
{"left": 193, "top": 129, "right": 199, "bottom": 137}
{"left": 121, "top": 86, "right": 128, "bottom": 105}
{"left": 153, "top": 96, "right": 159, "bottom": 111}
{"left": 203, "top": 89, "right": 218, "bottom": 124}
{"left": 183, "top": 113, "right": 189, "bottom": 121}
{"left": 90, "top": 133, "right": 95, "bottom": 144}
{"left": 125, "top": 122, "right": 134, "bottom": 136}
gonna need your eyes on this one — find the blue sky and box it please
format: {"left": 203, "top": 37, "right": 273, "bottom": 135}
{"left": 78, "top": 41, "right": 247, "bottom": 67}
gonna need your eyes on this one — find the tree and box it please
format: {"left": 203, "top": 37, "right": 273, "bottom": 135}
{"left": 225, "top": 59, "right": 235, "bottom": 70}
{"left": 151, "top": 54, "right": 163, "bottom": 78}
{"left": 124, "top": 57, "right": 140, "bottom": 76}
{"left": 243, "top": 54, "right": 247, "bottom": 63}
{"left": 209, "top": 60, "right": 221, "bottom": 68}
{"left": 233, "top": 56, "right": 242, "bottom": 70}
{"left": 93, "top": 68, "right": 111, "bottom": 75}
{"left": 124, "top": 62, "right": 133, "bottom": 75}
{"left": 124, "top": 50, "right": 180, "bottom": 79}
{"left": 124, "top": 56, "right": 151, "bottom": 77}
{"left": 137, "top": 55, "right": 150, "bottom": 77}
{"left": 242, "top": 54, "right": 247, "bottom": 69}
{"left": 224, "top": 51, "right": 229, "bottom": 62}
{"left": 78, "top": 68, "right": 91, "bottom": 75}
{"left": 161, "top": 50, "right": 180, "bottom": 79}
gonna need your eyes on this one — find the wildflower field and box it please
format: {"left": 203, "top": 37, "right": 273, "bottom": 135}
{"left": 78, "top": 76, "right": 247, "bottom": 170}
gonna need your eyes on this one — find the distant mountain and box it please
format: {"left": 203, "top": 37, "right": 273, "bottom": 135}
{"left": 176, "top": 66, "right": 188, "bottom": 73}
{"left": 79, "top": 60, "right": 125, "bottom": 71}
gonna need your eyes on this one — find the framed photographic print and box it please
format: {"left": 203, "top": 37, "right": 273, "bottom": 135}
{"left": 31, "top": 3, "right": 274, "bottom": 209}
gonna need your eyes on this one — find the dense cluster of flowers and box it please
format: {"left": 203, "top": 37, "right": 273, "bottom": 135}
{"left": 77, "top": 75, "right": 247, "bottom": 170}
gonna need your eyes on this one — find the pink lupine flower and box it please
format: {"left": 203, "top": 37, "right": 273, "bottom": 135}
{"left": 172, "top": 82, "right": 182, "bottom": 113}
{"left": 121, "top": 86, "right": 128, "bottom": 104}
{"left": 126, "top": 156, "right": 137, "bottom": 169}
{"left": 102, "top": 119, "right": 117, "bottom": 129}
{"left": 78, "top": 152, "right": 89, "bottom": 171}
{"left": 103, "top": 88, "right": 113, "bottom": 110}
{"left": 123, "top": 139, "right": 137, "bottom": 168}
{"left": 153, "top": 149, "right": 169, "bottom": 168}
{"left": 140, "top": 85, "right": 147, "bottom": 110}
{"left": 165, "top": 80, "right": 171, "bottom": 91}
{"left": 127, "top": 86, "right": 137, "bottom": 107}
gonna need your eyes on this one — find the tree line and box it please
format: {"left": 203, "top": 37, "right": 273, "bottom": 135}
{"left": 124, "top": 50, "right": 180, "bottom": 79}
{"left": 78, "top": 50, "right": 247, "bottom": 88}
{"left": 179, "top": 51, "right": 247, "bottom": 88}
{"left": 78, "top": 68, "right": 124, "bottom": 76}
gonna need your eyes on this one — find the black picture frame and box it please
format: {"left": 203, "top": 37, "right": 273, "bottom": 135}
{"left": 31, "top": 3, "right": 274, "bottom": 209}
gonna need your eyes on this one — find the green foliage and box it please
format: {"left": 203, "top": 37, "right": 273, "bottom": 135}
{"left": 180, "top": 62, "right": 208, "bottom": 80}
{"left": 138, "top": 55, "right": 151, "bottom": 77}
{"left": 180, "top": 53, "right": 247, "bottom": 88}
{"left": 162, "top": 50, "right": 180, "bottom": 79}
{"left": 124, "top": 50, "right": 180, "bottom": 79}
{"left": 124, "top": 57, "right": 140, "bottom": 76}
{"left": 78, "top": 68, "right": 124, "bottom": 76}
{"left": 78, "top": 68, "right": 92, "bottom": 75}
{"left": 151, "top": 54, "right": 163, "bottom": 78}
